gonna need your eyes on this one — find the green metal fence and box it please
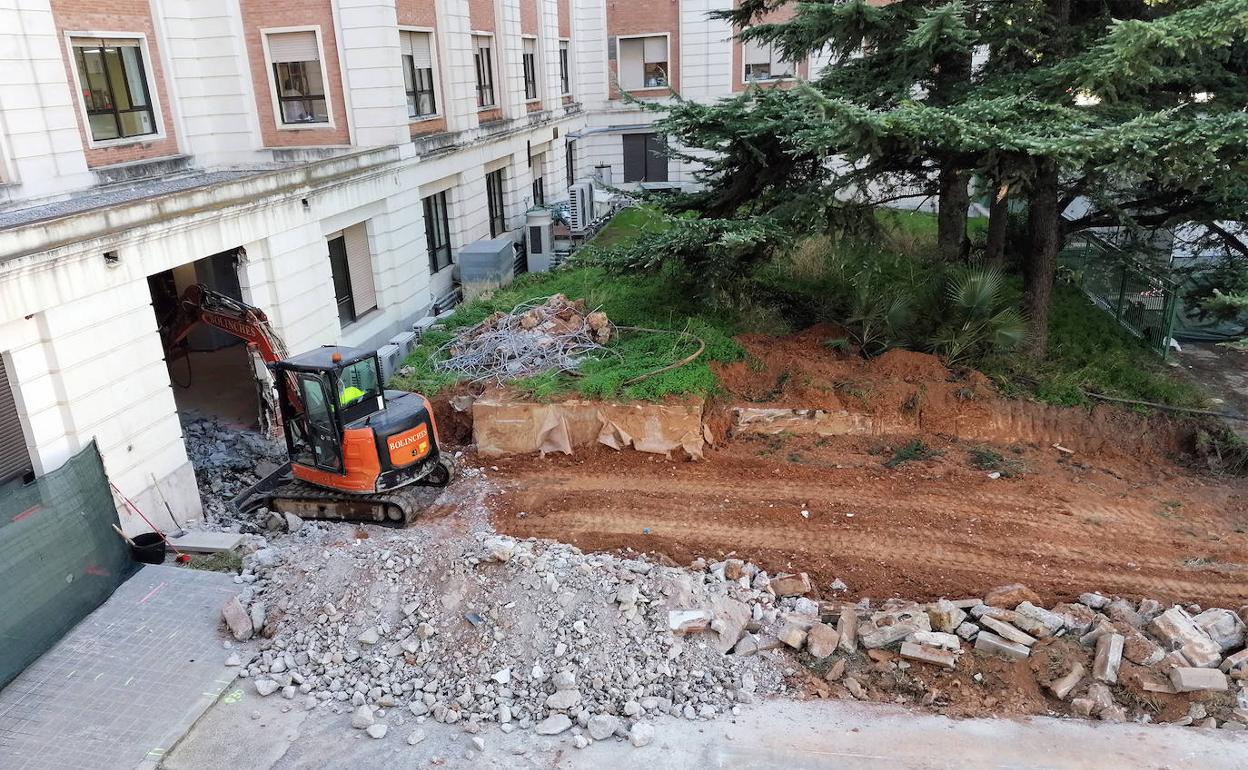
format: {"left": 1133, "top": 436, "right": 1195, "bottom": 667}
{"left": 0, "top": 441, "right": 135, "bottom": 688}
{"left": 1059, "top": 232, "right": 1181, "bottom": 357}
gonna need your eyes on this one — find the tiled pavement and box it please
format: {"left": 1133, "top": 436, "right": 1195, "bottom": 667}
{"left": 0, "top": 565, "right": 238, "bottom": 770}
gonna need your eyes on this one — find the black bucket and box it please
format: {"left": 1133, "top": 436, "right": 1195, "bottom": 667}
{"left": 130, "top": 532, "right": 167, "bottom": 565}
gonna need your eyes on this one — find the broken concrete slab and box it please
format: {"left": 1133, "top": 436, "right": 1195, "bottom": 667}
{"left": 1149, "top": 607, "right": 1223, "bottom": 668}
{"left": 1050, "top": 602, "right": 1096, "bottom": 635}
{"left": 1220, "top": 648, "right": 1248, "bottom": 674}
{"left": 979, "top": 616, "right": 1037, "bottom": 647}
{"left": 1093, "top": 633, "right": 1124, "bottom": 684}
{"left": 900, "top": 642, "right": 957, "bottom": 669}
{"left": 779, "top": 624, "right": 808, "bottom": 650}
{"left": 169, "top": 530, "right": 244, "bottom": 554}
{"left": 1170, "top": 667, "right": 1230, "bottom": 693}
{"left": 805, "top": 623, "right": 840, "bottom": 659}
{"left": 907, "top": 631, "right": 961, "bottom": 651}
{"left": 1013, "top": 602, "right": 1065, "bottom": 638}
{"left": 1193, "top": 608, "right": 1246, "bottom": 652}
{"left": 859, "top": 602, "right": 932, "bottom": 649}
{"left": 928, "top": 599, "right": 967, "bottom": 634}
{"left": 221, "top": 595, "right": 253, "bottom": 641}
{"left": 837, "top": 609, "right": 858, "bottom": 653}
{"left": 668, "top": 609, "right": 713, "bottom": 634}
{"left": 770, "top": 573, "right": 813, "bottom": 597}
{"left": 1048, "top": 662, "right": 1085, "bottom": 700}
{"left": 974, "top": 631, "right": 1030, "bottom": 660}
{"left": 1121, "top": 627, "right": 1165, "bottom": 666}
{"left": 710, "top": 596, "right": 751, "bottom": 654}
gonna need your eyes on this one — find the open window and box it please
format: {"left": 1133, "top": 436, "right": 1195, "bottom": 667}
{"left": 743, "top": 36, "right": 795, "bottom": 82}
{"left": 265, "top": 30, "right": 330, "bottom": 125}
{"left": 559, "top": 40, "right": 571, "bottom": 95}
{"left": 70, "top": 37, "right": 158, "bottom": 143}
{"left": 618, "top": 35, "right": 668, "bottom": 90}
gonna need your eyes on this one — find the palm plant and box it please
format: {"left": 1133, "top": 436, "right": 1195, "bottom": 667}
{"left": 929, "top": 267, "right": 1027, "bottom": 365}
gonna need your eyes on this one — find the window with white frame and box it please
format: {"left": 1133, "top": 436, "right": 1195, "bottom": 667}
{"left": 618, "top": 35, "right": 668, "bottom": 90}
{"left": 743, "top": 35, "right": 795, "bottom": 82}
{"left": 522, "top": 37, "right": 539, "bottom": 101}
{"left": 559, "top": 40, "right": 571, "bottom": 95}
{"left": 401, "top": 31, "right": 437, "bottom": 119}
{"left": 473, "top": 35, "right": 496, "bottom": 109}
{"left": 70, "top": 37, "right": 158, "bottom": 142}
{"left": 266, "top": 31, "right": 329, "bottom": 125}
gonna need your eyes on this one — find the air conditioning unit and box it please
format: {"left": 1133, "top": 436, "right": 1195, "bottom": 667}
{"left": 412, "top": 315, "right": 438, "bottom": 339}
{"left": 377, "top": 343, "right": 402, "bottom": 384}
{"left": 525, "top": 208, "right": 555, "bottom": 272}
{"left": 389, "top": 330, "right": 417, "bottom": 358}
{"left": 569, "top": 182, "right": 594, "bottom": 234}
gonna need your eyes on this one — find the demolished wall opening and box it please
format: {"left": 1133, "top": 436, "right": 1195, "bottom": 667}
{"left": 148, "top": 247, "right": 260, "bottom": 430}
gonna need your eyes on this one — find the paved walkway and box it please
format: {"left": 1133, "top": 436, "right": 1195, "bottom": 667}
{"left": 164, "top": 687, "right": 1248, "bottom": 770}
{"left": 0, "top": 565, "right": 237, "bottom": 770}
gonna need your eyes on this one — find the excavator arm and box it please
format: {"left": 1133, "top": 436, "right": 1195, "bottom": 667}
{"left": 162, "top": 284, "right": 296, "bottom": 435}
{"left": 165, "top": 283, "right": 290, "bottom": 365}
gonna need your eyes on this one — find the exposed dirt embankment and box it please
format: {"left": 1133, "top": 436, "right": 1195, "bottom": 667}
{"left": 715, "top": 324, "right": 1188, "bottom": 457}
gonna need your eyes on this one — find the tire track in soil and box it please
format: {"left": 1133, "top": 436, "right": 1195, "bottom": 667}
{"left": 487, "top": 440, "right": 1248, "bottom": 607}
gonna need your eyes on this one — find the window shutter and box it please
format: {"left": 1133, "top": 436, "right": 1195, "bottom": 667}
{"left": 0, "top": 357, "right": 32, "bottom": 484}
{"left": 410, "top": 32, "right": 433, "bottom": 69}
{"left": 619, "top": 38, "right": 643, "bottom": 89}
{"left": 622, "top": 134, "right": 646, "bottom": 182}
{"left": 268, "top": 31, "right": 319, "bottom": 63}
{"left": 643, "top": 36, "right": 666, "bottom": 64}
{"left": 743, "top": 38, "right": 770, "bottom": 66}
{"left": 771, "top": 46, "right": 793, "bottom": 77}
{"left": 344, "top": 223, "right": 377, "bottom": 315}
{"left": 524, "top": 37, "right": 537, "bottom": 57}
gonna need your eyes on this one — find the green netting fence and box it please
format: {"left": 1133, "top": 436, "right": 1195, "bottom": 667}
{"left": 1059, "top": 232, "right": 1180, "bottom": 357}
{"left": 0, "top": 441, "right": 135, "bottom": 688}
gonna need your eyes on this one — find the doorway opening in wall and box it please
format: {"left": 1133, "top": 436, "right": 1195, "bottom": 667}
{"left": 148, "top": 248, "right": 263, "bottom": 431}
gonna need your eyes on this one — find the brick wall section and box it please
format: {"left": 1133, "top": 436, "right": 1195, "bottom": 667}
{"left": 469, "top": 0, "right": 495, "bottom": 31}
{"left": 731, "top": 1, "right": 805, "bottom": 92}
{"left": 396, "top": 0, "right": 437, "bottom": 27}
{"left": 48, "top": 0, "right": 181, "bottom": 168}
{"left": 397, "top": 0, "right": 444, "bottom": 138}
{"left": 606, "top": 0, "right": 679, "bottom": 99}
{"left": 239, "top": 0, "right": 351, "bottom": 147}
{"left": 558, "top": 0, "right": 570, "bottom": 38}
{"left": 521, "top": 0, "right": 538, "bottom": 35}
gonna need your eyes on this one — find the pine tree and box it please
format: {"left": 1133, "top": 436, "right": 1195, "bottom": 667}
{"left": 654, "top": 0, "right": 1248, "bottom": 357}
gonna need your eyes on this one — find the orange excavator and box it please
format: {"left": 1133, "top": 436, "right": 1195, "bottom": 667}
{"left": 163, "top": 284, "right": 454, "bottom": 526}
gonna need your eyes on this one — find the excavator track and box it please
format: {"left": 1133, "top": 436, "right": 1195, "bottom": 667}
{"left": 235, "top": 456, "right": 455, "bottom": 528}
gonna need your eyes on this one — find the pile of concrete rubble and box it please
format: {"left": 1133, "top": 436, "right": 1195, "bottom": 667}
{"left": 182, "top": 415, "right": 285, "bottom": 532}
{"left": 216, "top": 501, "right": 794, "bottom": 750}
{"left": 723, "top": 568, "right": 1248, "bottom": 729}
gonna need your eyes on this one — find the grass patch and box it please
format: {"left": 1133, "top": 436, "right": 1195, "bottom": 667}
{"left": 981, "top": 282, "right": 1205, "bottom": 409}
{"left": 390, "top": 265, "right": 744, "bottom": 402}
{"left": 183, "top": 549, "right": 243, "bottom": 574}
{"left": 584, "top": 205, "right": 673, "bottom": 251}
{"left": 967, "top": 446, "right": 1026, "bottom": 477}
{"left": 884, "top": 439, "right": 941, "bottom": 468}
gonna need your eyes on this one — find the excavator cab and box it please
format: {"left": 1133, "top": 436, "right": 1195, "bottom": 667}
{"left": 267, "top": 345, "right": 454, "bottom": 523}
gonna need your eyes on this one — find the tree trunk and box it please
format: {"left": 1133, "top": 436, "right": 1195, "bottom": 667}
{"left": 1023, "top": 161, "right": 1060, "bottom": 359}
{"left": 937, "top": 160, "right": 970, "bottom": 261}
{"left": 985, "top": 182, "right": 1009, "bottom": 264}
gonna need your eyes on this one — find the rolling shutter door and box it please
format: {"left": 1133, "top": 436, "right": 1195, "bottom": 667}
{"left": 0, "top": 357, "right": 32, "bottom": 484}
{"left": 645, "top": 134, "right": 668, "bottom": 182}
{"left": 268, "top": 31, "right": 319, "bottom": 64}
{"left": 344, "top": 223, "right": 377, "bottom": 315}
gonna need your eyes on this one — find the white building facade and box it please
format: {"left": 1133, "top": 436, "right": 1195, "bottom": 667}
{"left": 0, "top": 0, "right": 821, "bottom": 531}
